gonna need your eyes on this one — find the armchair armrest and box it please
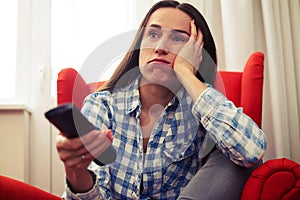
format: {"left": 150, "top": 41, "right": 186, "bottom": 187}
{"left": 241, "top": 158, "right": 300, "bottom": 200}
{"left": 0, "top": 175, "right": 60, "bottom": 200}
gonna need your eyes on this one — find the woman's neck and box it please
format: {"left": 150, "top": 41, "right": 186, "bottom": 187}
{"left": 139, "top": 78, "right": 179, "bottom": 110}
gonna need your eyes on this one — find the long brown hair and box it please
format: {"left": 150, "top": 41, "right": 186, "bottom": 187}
{"left": 100, "top": 0, "right": 217, "bottom": 92}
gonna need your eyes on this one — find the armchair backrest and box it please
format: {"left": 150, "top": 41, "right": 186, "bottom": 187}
{"left": 57, "top": 52, "right": 264, "bottom": 128}
{"left": 57, "top": 68, "right": 105, "bottom": 109}
{"left": 215, "top": 52, "right": 264, "bottom": 127}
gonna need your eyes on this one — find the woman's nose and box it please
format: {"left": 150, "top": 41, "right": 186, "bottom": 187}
{"left": 154, "top": 38, "right": 169, "bottom": 55}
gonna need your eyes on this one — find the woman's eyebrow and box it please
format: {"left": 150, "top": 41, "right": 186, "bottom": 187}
{"left": 148, "top": 24, "right": 190, "bottom": 36}
{"left": 171, "top": 29, "right": 190, "bottom": 36}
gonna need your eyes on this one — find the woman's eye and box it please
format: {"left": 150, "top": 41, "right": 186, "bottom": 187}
{"left": 149, "top": 31, "right": 159, "bottom": 39}
{"left": 172, "top": 35, "right": 187, "bottom": 42}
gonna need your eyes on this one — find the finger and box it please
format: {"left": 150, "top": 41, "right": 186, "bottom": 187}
{"left": 63, "top": 154, "right": 91, "bottom": 169}
{"left": 87, "top": 141, "right": 111, "bottom": 161}
{"left": 66, "top": 137, "right": 111, "bottom": 169}
{"left": 80, "top": 129, "right": 111, "bottom": 150}
{"left": 56, "top": 134, "right": 75, "bottom": 151}
{"left": 191, "top": 20, "right": 203, "bottom": 50}
{"left": 72, "top": 137, "right": 111, "bottom": 168}
{"left": 81, "top": 132, "right": 112, "bottom": 159}
{"left": 190, "top": 20, "right": 197, "bottom": 41}
{"left": 105, "top": 130, "right": 114, "bottom": 142}
{"left": 197, "top": 29, "right": 204, "bottom": 44}
{"left": 58, "top": 129, "right": 104, "bottom": 152}
{"left": 79, "top": 130, "right": 103, "bottom": 146}
{"left": 196, "top": 31, "right": 204, "bottom": 56}
{"left": 58, "top": 143, "right": 94, "bottom": 168}
{"left": 56, "top": 133, "right": 108, "bottom": 169}
{"left": 80, "top": 129, "right": 113, "bottom": 145}
{"left": 63, "top": 131, "right": 107, "bottom": 155}
{"left": 56, "top": 131, "right": 96, "bottom": 161}
{"left": 56, "top": 133, "right": 89, "bottom": 151}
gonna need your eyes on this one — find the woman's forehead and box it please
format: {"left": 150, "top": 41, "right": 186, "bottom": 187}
{"left": 146, "top": 7, "right": 192, "bottom": 34}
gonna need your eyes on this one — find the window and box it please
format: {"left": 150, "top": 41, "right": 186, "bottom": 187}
{"left": 0, "top": 0, "right": 18, "bottom": 100}
{"left": 51, "top": 0, "right": 138, "bottom": 97}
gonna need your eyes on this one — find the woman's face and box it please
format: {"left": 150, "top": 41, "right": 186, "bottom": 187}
{"left": 139, "top": 7, "right": 192, "bottom": 86}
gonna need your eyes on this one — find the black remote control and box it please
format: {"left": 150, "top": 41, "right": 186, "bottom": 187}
{"left": 45, "top": 103, "right": 116, "bottom": 166}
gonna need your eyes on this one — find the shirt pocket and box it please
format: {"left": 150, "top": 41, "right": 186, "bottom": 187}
{"left": 162, "top": 143, "right": 196, "bottom": 187}
{"left": 109, "top": 167, "right": 140, "bottom": 199}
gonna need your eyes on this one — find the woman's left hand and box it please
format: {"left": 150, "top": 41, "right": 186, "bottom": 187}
{"left": 173, "top": 20, "right": 204, "bottom": 81}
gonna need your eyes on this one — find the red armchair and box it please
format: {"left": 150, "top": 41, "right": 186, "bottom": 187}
{"left": 1, "top": 52, "right": 299, "bottom": 199}
{"left": 241, "top": 158, "right": 300, "bottom": 200}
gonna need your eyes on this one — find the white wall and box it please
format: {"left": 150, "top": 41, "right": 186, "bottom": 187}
{"left": 0, "top": 106, "right": 31, "bottom": 182}
{"left": 14, "top": 0, "right": 61, "bottom": 194}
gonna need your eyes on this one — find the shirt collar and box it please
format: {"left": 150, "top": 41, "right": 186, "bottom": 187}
{"left": 124, "top": 76, "right": 141, "bottom": 115}
{"left": 167, "top": 86, "right": 186, "bottom": 107}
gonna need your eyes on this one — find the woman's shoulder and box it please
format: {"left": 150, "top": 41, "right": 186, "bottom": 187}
{"left": 86, "top": 89, "right": 113, "bottom": 102}
{"left": 85, "top": 86, "right": 129, "bottom": 102}
{"left": 84, "top": 79, "right": 138, "bottom": 107}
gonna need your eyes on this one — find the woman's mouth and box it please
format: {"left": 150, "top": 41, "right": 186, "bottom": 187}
{"left": 148, "top": 58, "right": 170, "bottom": 65}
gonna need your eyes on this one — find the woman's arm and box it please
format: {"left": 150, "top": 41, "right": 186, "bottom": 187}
{"left": 192, "top": 88, "right": 267, "bottom": 167}
{"left": 56, "top": 129, "right": 110, "bottom": 192}
{"left": 174, "top": 21, "right": 267, "bottom": 167}
{"left": 56, "top": 92, "right": 114, "bottom": 199}
{"left": 173, "top": 20, "right": 207, "bottom": 101}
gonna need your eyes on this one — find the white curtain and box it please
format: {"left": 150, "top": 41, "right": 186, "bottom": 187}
{"left": 192, "top": 0, "right": 300, "bottom": 162}
{"left": 261, "top": 0, "right": 300, "bottom": 161}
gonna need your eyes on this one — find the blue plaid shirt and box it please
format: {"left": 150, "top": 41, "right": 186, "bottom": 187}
{"left": 65, "top": 77, "right": 266, "bottom": 200}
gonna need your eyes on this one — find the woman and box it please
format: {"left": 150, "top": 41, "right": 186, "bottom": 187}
{"left": 56, "top": 1, "right": 267, "bottom": 199}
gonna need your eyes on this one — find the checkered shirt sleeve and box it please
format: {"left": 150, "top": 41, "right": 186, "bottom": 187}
{"left": 192, "top": 87, "right": 267, "bottom": 167}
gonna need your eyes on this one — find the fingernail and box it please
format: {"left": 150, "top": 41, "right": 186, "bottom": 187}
{"left": 105, "top": 130, "right": 113, "bottom": 142}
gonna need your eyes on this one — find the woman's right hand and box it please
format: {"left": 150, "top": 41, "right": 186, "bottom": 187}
{"left": 56, "top": 129, "right": 112, "bottom": 192}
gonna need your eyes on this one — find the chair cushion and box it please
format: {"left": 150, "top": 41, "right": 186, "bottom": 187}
{"left": 241, "top": 52, "right": 264, "bottom": 127}
{"left": 241, "top": 158, "right": 300, "bottom": 200}
{"left": 216, "top": 71, "right": 242, "bottom": 107}
{"left": 57, "top": 68, "right": 89, "bottom": 108}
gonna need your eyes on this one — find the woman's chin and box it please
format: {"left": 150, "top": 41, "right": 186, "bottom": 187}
{"left": 140, "top": 66, "right": 181, "bottom": 90}
{"left": 147, "top": 75, "right": 180, "bottom": 90}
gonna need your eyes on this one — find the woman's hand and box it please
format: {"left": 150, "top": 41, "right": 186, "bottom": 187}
{"left": 56, "top": 129, "right": 112, "bottom": 170}
{"left": 173, "top": 20, "right": 204, "bottom": 81}
{"left": 56, "top": 129, "right": 112, "bottom": 192}
{"left": 173, "top": 20, "right": 207, "bottom": 102}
